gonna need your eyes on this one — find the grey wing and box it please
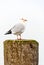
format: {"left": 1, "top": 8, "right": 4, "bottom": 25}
{"left": 11, "top": 24, "right": 25, "bottom": 34}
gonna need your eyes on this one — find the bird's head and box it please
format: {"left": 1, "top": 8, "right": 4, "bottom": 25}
{"left": 20, "top": 18, "right": 27, "bottom": 23}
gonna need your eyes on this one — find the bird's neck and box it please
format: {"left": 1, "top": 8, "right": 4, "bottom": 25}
{"left": 20, "top": 22, "right": 26, "bottom": 25}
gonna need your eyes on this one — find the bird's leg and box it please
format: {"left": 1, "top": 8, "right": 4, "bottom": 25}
{"left": 20, "top": 35, "right": 21, "bottom": 40}
{"left": 17, "top": 35, "right": 18, "bottom": 40}
{"left": 17, "top": 35, "right": 21, "bottom": 40}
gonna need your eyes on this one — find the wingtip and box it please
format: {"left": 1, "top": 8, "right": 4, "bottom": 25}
{"left": 4, "top": 33, "right": 7, "bottom": 35}
{"left": 4, "top": 30, "right": 12, "bottom": 35}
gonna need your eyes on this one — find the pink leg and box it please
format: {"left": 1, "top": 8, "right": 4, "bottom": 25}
{"left": 17, "top": 35, "right": 18, "bottom": 39}
{"left": 17, "top": 35, "right": 21, "bottom": 40}
{"left": 20, "top": 35, "right": 21, "bottom": 40}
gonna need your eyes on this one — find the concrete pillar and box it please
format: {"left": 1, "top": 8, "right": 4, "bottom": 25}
{"left": 4, "top": 40, "right": 39, "bottom": 65}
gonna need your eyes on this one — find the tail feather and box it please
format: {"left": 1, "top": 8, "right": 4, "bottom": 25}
{"left": 5, "top": 30, "right": 12, "bottom": 35}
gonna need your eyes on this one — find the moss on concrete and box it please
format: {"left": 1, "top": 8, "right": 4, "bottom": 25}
{"left": 4, "top": 39, "right": 39, "bottom": 65}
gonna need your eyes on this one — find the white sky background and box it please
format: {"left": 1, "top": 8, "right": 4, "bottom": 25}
{"left": 0, "top": 0, "right": 44, "bottom": 65}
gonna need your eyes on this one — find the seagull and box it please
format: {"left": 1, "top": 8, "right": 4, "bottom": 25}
{"left": 4, "top": 18, "right": 27, "bottom": 39}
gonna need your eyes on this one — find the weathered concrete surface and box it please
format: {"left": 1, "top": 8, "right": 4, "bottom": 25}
{"left": 4, "top": 40, "right": 39, "bottom": 65}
